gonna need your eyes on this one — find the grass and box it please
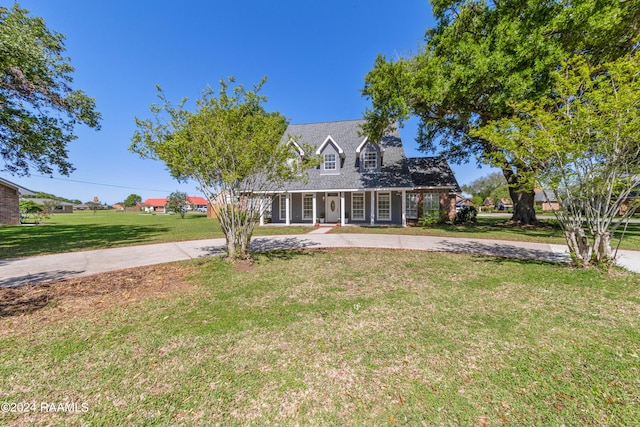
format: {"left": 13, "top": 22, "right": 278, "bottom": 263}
{"left": 1, "top": 249, "right": 638, "bottom": 425}
{"left": 334, "top": 215, "right": 640, "bottom": 251}
{"left": 0, "top": 211, "right": 311, "bottom": 259}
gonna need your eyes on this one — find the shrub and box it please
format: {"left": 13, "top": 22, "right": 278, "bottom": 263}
{"left": 454, "top": 206, "right": 478, "bottom": 224}
{"left": 418, "top": 214, "right": 440, "bottom": 226}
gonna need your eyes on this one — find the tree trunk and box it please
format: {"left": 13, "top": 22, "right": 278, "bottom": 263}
{"left": 564, "top": 226, "right": 591, "bottom": 267}
{"left": 503, "top": 167, "right": 537, "bottom": 225}
{"left": 509, "top": 187, "right": 537, "bottom": 224}
{"left": 592, "top": 231, "right": 613, "bottom": 265}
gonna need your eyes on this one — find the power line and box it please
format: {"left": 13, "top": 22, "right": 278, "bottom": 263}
{"left": 29, "top": 174, "right": 179, "bottom": 193}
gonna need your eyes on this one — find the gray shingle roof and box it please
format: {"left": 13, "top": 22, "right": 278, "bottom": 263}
{"left": 406, "top": 157, "right": 461, "bottom": 192}
{"left": 534, "top": 190, "right": 557, "bottom": 202}
{"left": 280, "top": 119, "right": 459, "bottom": 192}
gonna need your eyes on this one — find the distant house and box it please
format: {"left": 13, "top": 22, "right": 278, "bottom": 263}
{"left": 25, "top": 198, "right": 74, "bottom": 214}
{"left": 141, "top": 198, "right": 168, "bottom": 213}
{"left": 1, "top": 177, "right": 35, "bottom": 225}
{"left": 455, "top": 195, "right": 474, "bottom": 211}
{"left": 186, "top": 196, "right": 208, "bottom": 211}
{"left": 534, "top": 189, "right": 560, "bottom": 211}
{"left": 261, "top": 120, "right": 460, "bottom": 225}
{"left": 496, "top": 198, "right": 513, "bottom": 211}
{"left": 141, "top": 196, "right": 209, "bottom": 213}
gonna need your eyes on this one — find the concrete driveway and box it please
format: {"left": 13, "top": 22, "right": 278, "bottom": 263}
{"left": 1, "top": 233, "right": 638, "bottom": 288}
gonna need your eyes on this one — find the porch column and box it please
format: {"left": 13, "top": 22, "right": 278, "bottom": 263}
{"left": 370, "top": 190, "right": 375, "bottom": 226}
{"left": 312, "top": 193, "right": 317, "bottom": 223}
{"left": 259, "top": 197, "right": 264, "bottom": 226}
{"left": 401, "top": 190, "right": 407, "bottom": 227}
{"left": 285, "top": 193, "right": 290, "bottom": 225}
{"left": 340, "top": 192, "right": 345, "bottom": 225}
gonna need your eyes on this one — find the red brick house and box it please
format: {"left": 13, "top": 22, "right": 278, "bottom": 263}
{"left": 0, "top": 177, "right": 35, "bottom": 225}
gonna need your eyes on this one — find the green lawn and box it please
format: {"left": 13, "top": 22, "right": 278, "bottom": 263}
{"left": 0, "top": 211, "right": 311, "bottom": 259}
{"left": 334, "top": 216, "right": 640, "bottom": 251}
{"left": 1, "top": 249, "right": 638, "bottom": 425}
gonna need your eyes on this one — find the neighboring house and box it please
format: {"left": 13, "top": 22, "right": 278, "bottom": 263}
{"left": 1, "top": 177, "right": 35, "bottom": 225}
{"left": 534, "top": 189, "right": 560, "bottom": 211}
{"left": 496, "top": 198, "right": 513, "bottom": 211}
{"left": 262, "top": 120, "right": 460, "bottom": 226}
{"left": 25, "top": 198, "right": 74, "bottom": 213}
{"left": 455, "top": 196, "right": 474, "bottom": 211}
{"left": 141, "top": 198, "right": 168, "bottom": 213}
{"left": 186, "top": 196, "right": 208, "bottom": 211}
{"left": 141, "top": 196, "right": 209, "bottom": 213}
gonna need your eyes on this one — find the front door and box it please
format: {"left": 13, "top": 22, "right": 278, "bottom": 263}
{"left": 326, "top": 196, "right": 340, "bottom": 223}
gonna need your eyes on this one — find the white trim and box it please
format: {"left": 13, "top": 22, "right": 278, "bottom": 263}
{"left": 351, "top": 192, "right": 365, "bottom": 220}
{"left": 288, "top": 138, "right": 305, "bottom": 156}
{"left": 285, "top": 193, "right": 290, "bottom": 225}
{"left": 370, "top": 190, "right": 375, "bottom": 225}
{"left": 377, "top": 191, "right": 391, "bottom": 221}
{"left": 363, "top": 150, "right": 377, "bottom": 170}
{"left": 255, "top": 187, "right": 417, "bottom": 194}
{"left": 323, "top": 152, "right": 337, "bottom": 171}
{"left": 315, "top": 135, "right": 345, "bottom": 158}
{"left": 355, "top": 136, "right": 369, "bottom": 154}
{"left": 302, "top": 193, "right": 314, "bottom": 220}
{"left": 401, "top": 190, "right": 407, "bottom": 227}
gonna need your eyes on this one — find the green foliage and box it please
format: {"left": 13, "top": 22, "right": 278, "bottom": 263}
{"left": 454, "top": 206, "right": 477, "bottom": 224}
{"left": 123, "top": 194, "right": 142, "bottom": 207}
{"left": 0, "top": 3, "right": 101, "bottom": 176}
{"left": 461, "top": 172, "right": 506, "bottom": 201}
{"left": 131, "top": 77, "right": 316, "bottom": 259}
{"left": 418, "top": 213, "right": 440, "bottom": 227}
{"left": 473, "top": 53, "right": 640, "bottom": 266}
{"left": 166, "top": 191, "right": 188, "bottom": 218}
{"left": 489, "top": 184, "right": 512, "bottom": 206}
{"left": 362, "top": 0, "right": 639, "bottom": 224}
{"left": 19, "top": 199, "right": 42, "bottom": 213}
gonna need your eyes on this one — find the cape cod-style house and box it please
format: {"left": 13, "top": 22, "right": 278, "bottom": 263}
{"left": 262, "top": 119, "right": 460, "bottom": 226}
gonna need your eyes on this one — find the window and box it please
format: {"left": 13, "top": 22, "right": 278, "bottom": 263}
{"left": 377, "top": 192, "right": 391, "bottom": 220}
{"left": 351, "top": 193, "right": 365, "bottom": 220}
{"left": 324, "top": 153, "right": 336, "bottom": 170}
{"left": 279, "top": 195, "right": 288, "bottom": 221}
{"left": 363, "top": 151, "right": 377, "bottom": 170}
{"left": 303, "top": 194, "right": 313, "bottom": 220}
{"left": 423, "top": 193, "right": 439, "bottom": 218}
{"left": 406, "top": 193, "right": 419, "bottom": 219}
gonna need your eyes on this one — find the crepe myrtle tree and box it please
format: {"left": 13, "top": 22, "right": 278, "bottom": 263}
{"left": 131, "top": 77, "right": 317, "bottom": 260}
{"left": 473, "top": 54, "right": 640, "bottom": 267}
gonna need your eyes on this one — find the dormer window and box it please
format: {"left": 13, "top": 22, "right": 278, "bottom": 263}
{"left": 324, "top": 153, "right": 336, "bottom": 170}
{"left": 363, "top": 151, "right": 377, "bottom": 170}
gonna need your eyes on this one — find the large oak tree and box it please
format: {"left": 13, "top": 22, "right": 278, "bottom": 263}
{"left": 0, "top": 3, "right": 101, "bottom": 176}
{"left": 361, "top": 0, "right": 639, "bottom": 224}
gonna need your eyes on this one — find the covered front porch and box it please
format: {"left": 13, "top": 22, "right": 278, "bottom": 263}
{"left": 263, "top": 190, "right": 456, "bottom": 227}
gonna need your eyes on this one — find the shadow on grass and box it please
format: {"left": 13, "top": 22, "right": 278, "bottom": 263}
{"left": 0, "top": 224, "right": 171, "bottom": 259}
{"left": 437, "top": 239, "right": 569, "bottom": 264}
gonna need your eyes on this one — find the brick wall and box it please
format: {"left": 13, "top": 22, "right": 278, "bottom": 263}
{"left": 0, "top": 183, "right": 20, "bottom": 225}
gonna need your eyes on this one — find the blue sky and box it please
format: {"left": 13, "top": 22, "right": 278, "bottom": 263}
{"left": 8, "top": 0, "right": 495, "bottom": 204}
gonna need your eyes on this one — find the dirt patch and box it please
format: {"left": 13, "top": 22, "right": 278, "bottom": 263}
{"left": 0, "top": 262, "right": 196, "bottom": 336}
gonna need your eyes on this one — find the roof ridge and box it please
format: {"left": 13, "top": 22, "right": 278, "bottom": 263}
{"left": 289, "top": 118, "right": 364, "bottom": 126}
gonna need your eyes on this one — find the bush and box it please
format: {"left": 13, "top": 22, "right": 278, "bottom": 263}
{"left": 454, "top": 206, "right": 478, "bottom": 224}
{"left": 418, "top": 214, "right": 440, "bottom": 226}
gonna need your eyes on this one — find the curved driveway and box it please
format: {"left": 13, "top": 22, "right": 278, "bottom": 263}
{"left": 1, "top": 233, "right": 639, "bottom": 287}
